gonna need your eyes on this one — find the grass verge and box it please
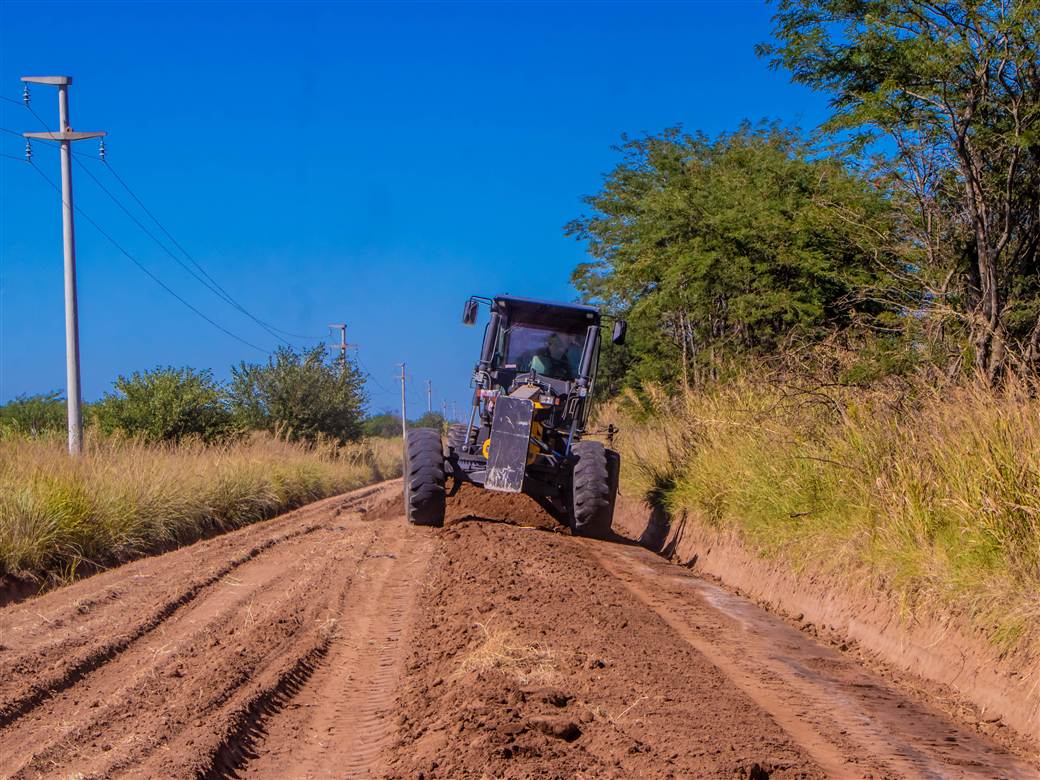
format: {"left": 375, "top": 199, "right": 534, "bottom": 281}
{"left": 613, "top": 376, "right": 1040, "bottom": 660}
{"left": 0, "top": 433, "right": 401, "bottom": 585}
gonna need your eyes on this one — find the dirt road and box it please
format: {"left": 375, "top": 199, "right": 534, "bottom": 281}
{"left": 0, "top": 481, "right": 1035, "bottom": 779}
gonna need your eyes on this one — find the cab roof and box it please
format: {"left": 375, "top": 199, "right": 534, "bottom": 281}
{"left": 493, "top": 295, "right": 600, "bottom": 330}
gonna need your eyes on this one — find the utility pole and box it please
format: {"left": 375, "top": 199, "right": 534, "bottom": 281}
{"left": 22, "top": 76, "right": 105, "bottom": 456}
{"left": 327, "top": 323, "right": 356, "bottom": 373}
{"left": 451, "top": 401, "right": 458, "bottom": 423}
{"left": 398, "top": 362, "right": 407, "bottom": 439}
{"left": 426, "top": 379, "right": 432, "bottom": 414}
{"left": 441, "top": 400, "right": 448, "bottom": 421}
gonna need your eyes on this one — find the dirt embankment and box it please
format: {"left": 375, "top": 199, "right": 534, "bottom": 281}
{"left": 610, "top": 494, "right": 1039, "bottom": 745}
{"left": 0, "top": 479, "right": 1036, "bottom": 778}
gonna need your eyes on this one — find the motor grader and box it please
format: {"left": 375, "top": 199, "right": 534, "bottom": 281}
{"left": 403, "top": 295, "right": 626, "bottom": 537}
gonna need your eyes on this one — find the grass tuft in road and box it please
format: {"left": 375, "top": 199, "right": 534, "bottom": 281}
{"left": 459, "top": 622, "right": 556, "bottom": 685}
{"left": 0, "top": 433, "right": 401, "bottom": 585}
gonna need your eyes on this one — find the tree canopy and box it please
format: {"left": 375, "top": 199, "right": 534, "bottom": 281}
{"left": 229, "top": 345, "right": 367, "bottom": 443}
{"left": 568, "top": 125, "right": 903, "bottom": 388}
{"left": 0, "top": 392, "right": 66, "bottom": 437}
{"left": 91, "top": 367, "right": 234, "bottom": 443}
{"left": 760, "top": 0, "right": 1040, "bottom": 381}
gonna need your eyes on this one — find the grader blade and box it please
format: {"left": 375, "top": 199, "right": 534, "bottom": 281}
{"left": 485, "top": 395, "right": 533, "bottom": 493}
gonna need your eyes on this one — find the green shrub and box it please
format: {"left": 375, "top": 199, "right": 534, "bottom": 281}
{"left": 229, "top": 345, "right": 366, "bottom": 443}
{"left": 362, "top": 412, "right": 403, "bottom": 438}
{"left": 91, "top": 367, "right": 234, "bottom": 443}
{"left": 0, "top": 392, "right": 66, "bottom": 437}
{"left": 410, "top": 411, "right": 446, "bottom": 431}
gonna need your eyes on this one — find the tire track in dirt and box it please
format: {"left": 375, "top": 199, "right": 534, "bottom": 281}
{"left": 1, "top": 528, "right": 365, "bottom": 778}
{"left": 0, "top": 522, "right": 327, "bottom": 733}
{"left": 0, "top": 482, "right": 407, "bottom": 780}
{"left": 586, "top": 538, "right": 1039, "bottom": 779}
{"left": 238, "top": 523, "right": 434, "bottom": 779}
{"left": 0, "top": 484, "right": 387, "bottom": 727}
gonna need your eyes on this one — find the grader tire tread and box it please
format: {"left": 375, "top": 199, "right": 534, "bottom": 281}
{"left": 446, "top": 423, "right": 468, "bottom": 454}
{"left": 570, "top": 440, "right": 617, "bottom": 538}
{"left": 405, "top": 428, "right": 446, "bottom": 526}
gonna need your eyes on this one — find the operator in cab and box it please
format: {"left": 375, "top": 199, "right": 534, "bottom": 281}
{"left": 528, "top": 332, "right": 582, "bottom": 380}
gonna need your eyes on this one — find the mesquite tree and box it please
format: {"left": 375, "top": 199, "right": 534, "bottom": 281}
{"left": 760, "top": 0, "right": 1040, "bottom": 381}
{"left": 230, "top": 345, "right": 367, "bottom": 443}
{"left": 567, "top": 125, "right": 900, "bottom": 389}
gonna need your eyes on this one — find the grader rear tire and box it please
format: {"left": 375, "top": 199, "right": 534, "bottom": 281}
{"left": 446, "top": 423, "right": 468, "bottom": 455}
{"left": 570, "top": 440, "right": 618, "bottom": 538}
{"left": 404, "top": 428, "right": 446, "bottom": 526}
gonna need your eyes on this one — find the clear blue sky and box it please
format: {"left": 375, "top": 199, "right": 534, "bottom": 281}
{"left": 0, "top": 1, "right": 827, "bottom": 416}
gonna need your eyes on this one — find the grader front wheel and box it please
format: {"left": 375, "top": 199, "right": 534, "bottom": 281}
{"left": 569, "top": 440, "right": 618, "bottom": 538}
{"left": 404, "top": 428, "right": 446, "bottom": 526}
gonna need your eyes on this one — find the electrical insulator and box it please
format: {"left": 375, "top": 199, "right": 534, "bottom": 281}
{"left": 24, "top": 141, "right": 31, "bottom": 162}
{"left": 22, "top": 85, "right": 29, "bottom": 106}
{"left": 99, "top": 139, "right": 106, "bottom": 161}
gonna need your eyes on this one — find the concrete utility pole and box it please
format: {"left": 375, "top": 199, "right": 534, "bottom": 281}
{"left": 426, "top": 379, "right": 432, "bottom": 414}
{"left": 398, "top": 363, "right": 407, "bottom": 439}
{"left": 22, "top": 76, "right": 105, "bottom": 456}
{"left": 327, "top": 323, "right": 355, "bottom": 372}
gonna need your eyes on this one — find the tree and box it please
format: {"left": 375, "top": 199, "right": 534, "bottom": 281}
{"left": 91, "top": 367, "right": 234, "bottom": 442}
{"left": 760, "top": 0, "right": 1040, "bottom": 381}
{"left": 361, "top": 412, "right": 403, "bottom": 438}
{"left": 411, "top": 411, "right": 445, "bottom": 431}
{"left": 229, "top": 345, "right": 366, "bottom": 443}
{"left": 567, "top": 124, "right": 902, "bottom": 389}
{"left": 0, "top": 391, "right": 66, "bottom": 436}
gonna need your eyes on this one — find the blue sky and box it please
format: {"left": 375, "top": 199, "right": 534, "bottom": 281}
{"left": 0, "top": 1, "right": 828, "bottom": 416}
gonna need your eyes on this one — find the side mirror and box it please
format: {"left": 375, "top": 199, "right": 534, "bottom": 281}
{"left": 462, "top": 299, "right": 478, "bottom": 325}
{"left": 611, "top": 319, "right": 627, "bottom": 345}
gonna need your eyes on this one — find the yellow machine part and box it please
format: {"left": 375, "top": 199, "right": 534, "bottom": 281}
{"left": 481, "top": 420, "right": 543, "bottom": 465}
{"left": 527, "top": 421, "right": 543, "bottom": 464}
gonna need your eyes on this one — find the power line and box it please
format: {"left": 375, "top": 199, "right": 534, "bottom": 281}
{"left": 2, "top": 92, "right": 58, "bottom": 135}
{"left": 353, "top": 347, "right": 396, "bottom": 395}
{"left": 9, "top": 93, "right": 323, "bottom": 345}
{"left": 99, "top": 159, "right": 325, "bottom": 342}
{"left": 26, "top": 159, "right": 268, "bottom": 354}
{"left": 1, "top": 125, "right": 44, "bottom": 140}
{"left": 72, "top": 156, "right": 291, "bottom": 348}
{"left": 23, "top": 100, "right": 53, "bottom": 133}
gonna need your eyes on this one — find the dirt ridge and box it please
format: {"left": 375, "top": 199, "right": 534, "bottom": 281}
{"left": 611, "top": 492, "right": 1039, "bottom": 746}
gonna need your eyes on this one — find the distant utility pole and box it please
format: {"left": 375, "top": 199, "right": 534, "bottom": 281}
{"left": 22, "top": 76, "right": 105, "bottom": 456}
{"left": 451, "top": 401, "right": 458, "bottom": 423}
{"left": 327, "top": 323, "right": 356, "bottom": 372}
{"left": 398, "top": 363, "right": 407, "bottom": 439}
{"left": 426, "top": 379, "right": 433, "bottom": 414}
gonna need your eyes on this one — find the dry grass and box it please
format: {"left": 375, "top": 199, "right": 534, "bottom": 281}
{"left": 0, "top": 432, "right": 401, "bottom": 584}
{"left": 458, "top": 621, "right": 556, "bottom": 685}
{"left": 612, "top": 375, "right": 1040, "bottom": 659}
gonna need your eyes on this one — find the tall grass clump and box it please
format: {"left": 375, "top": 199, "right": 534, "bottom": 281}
{"left": 615, "top": 376, "right": 1040, "bottom": 658}
{"left": 0, "top": 432, "right": 401, "bottom": 585}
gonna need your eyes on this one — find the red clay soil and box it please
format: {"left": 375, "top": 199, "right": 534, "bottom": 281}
{"left": 384, "top": 519, "right": 820, "bottom": 779}
{"left": 0, "top": 479, "right": 1036, "bottom": 779}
